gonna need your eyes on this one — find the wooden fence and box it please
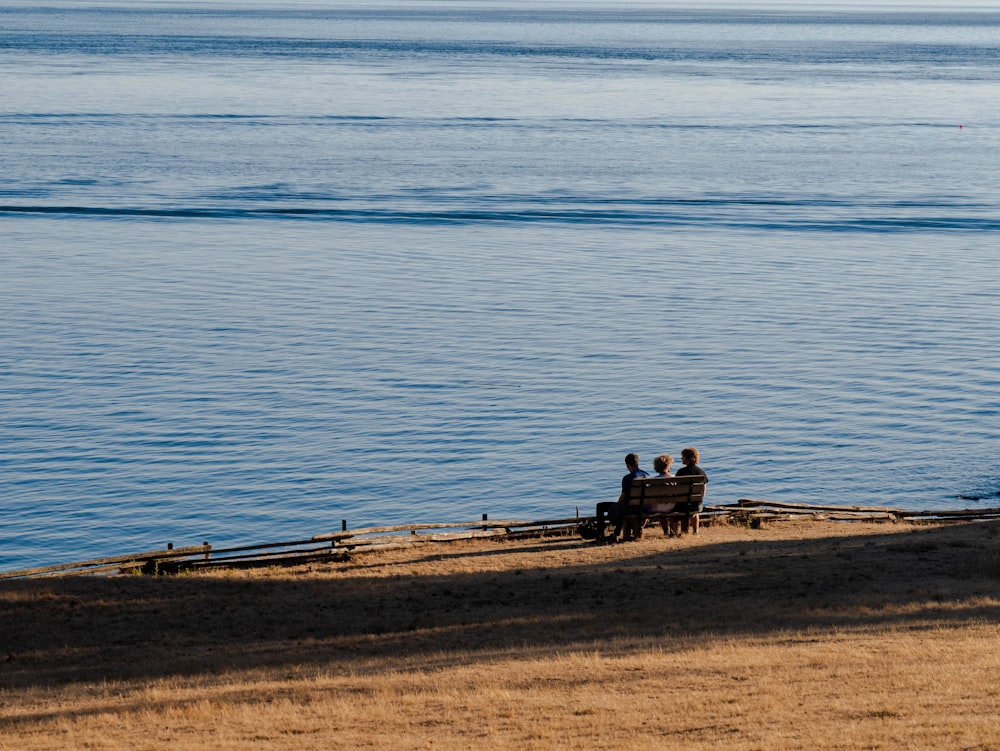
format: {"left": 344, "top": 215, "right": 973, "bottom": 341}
{"left": 0, "top": 516, "right": 584, "bottom": 579}
{"left": 2, "top": 500, "right": 998, "bottom": 580}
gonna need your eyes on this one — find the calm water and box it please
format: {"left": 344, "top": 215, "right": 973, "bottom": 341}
{"left": 2, "top": 1, "right": 1000, "bottom": 570}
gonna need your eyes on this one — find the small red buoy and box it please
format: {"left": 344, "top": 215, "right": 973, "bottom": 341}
{"left": 959, "top": 124, "right": 963, "bottom": 128}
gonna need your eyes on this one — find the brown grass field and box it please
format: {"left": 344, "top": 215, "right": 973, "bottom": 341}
{"left": 2, "top": 518, "right": 1000, "bottom": 750}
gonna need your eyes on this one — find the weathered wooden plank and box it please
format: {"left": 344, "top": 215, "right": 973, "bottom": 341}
{"left": 897, "top": 507, "right": 1000, "bottom": 518}
{"left": 737, "top": 498, "right": 899, "bottom": 513}
{"left": 183, "top": 545, "right": 335, "bottom": 565}
{"left": 204, "top": 538, "right": 319, "bottom": 556}
{"left": 314, "top": 519, "right": 533, "bottom": 542}
{"left": 499, "top": 517, "right": 585, "bottom": 529}
{"left": 186, "top": 552, "right": 341, "bottom": 571}
{"left": 729, "top": 507, "right": 887, "bottom": 518}
{"left": 336, "top": 540, "right": 423, "bottom": 554}
{"left": 184, "top": 547, "right": 341, "bottom": 569}
{"left": 505, "top": 526, "right": 580, "bottom": 540}
{"left": 41, "top": 562, "right": 144, "bottom": 577}
{"left": 335, "top": 529, "right": 505, "bottom": 548}
{"left": 0, "top": 544, "right": 211, "bottom": 580}
{"left": 736, "top": 500, "right": 1000, "bottom": 521}
{"left": 421, "top": 529, "right": 508, "bottom": 542}
{"left": 314, "top": 521, "right": 484, "bottom": 541}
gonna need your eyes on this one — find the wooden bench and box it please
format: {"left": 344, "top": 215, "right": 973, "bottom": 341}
{"left": 623, "top": 474, "right": 708, "bottom": 538}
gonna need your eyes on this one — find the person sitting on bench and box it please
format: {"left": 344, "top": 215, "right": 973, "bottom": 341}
{"left": 594, "top": 453, "right": 648, "bottom": 543}
{"left": 645, "top": 453, "right": 679, "bottom": 536}
{"left": 673, "top": 447, "right": 709, "bottom": 534}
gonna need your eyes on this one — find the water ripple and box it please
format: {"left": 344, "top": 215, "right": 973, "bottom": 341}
{"left": 1, "top": 196, "right": 997, "bottom": 231}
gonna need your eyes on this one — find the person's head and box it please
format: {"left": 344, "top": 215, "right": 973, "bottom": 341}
{"left": 681, "top": 447, "right": 699, "bottom": 465}
{"left": 653, "top": 454, "right": 673, "bottom": 473}
{"left": 624, "top": 453, "right": 639, "bottom": 470}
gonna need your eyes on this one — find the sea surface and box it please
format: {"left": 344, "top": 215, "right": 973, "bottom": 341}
{"left": 2, "top": 0, "right": 1000, "bottom": 570}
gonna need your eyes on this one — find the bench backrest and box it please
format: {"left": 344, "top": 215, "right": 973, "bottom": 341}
{"left": 626, "top": 475, "right": 707, "bottom": 509}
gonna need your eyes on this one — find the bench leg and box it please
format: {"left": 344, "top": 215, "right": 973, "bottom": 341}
{"left": 656, "top": 515, "right": 699, "bottom": 537}
{"left": 678, "top": 513, "right": 700, "bottom": 535}
{"left": 622, "top": 515, "right": 642, "bottom": 541}
{"left": 594, "top": 502, "right": 617, "bottom": 542}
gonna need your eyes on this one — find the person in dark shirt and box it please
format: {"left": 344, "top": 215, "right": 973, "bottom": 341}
{"left": 594, "top": 453, "right": 648, "bottom": 543}
{"left": 674, "top": 447, "right": 709, "bottom": 534}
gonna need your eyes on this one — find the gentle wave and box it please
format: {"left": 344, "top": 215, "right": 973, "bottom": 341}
{"left": 0, "top": 113, "right": 966, "bottom": 127}
{"left": 4, "top": 34, "right": 1000, "bottom": 69}
{"left": 2, "top": 201, "right": 998, "bottom": 231}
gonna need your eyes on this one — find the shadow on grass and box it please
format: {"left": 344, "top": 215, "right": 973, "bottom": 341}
{"left": 2, "top": 520, "right": 999, "bottom": 694}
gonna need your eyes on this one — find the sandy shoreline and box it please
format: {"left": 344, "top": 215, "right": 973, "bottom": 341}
{"left": 2, "top": 518, "right": 1000, "bottom": 749}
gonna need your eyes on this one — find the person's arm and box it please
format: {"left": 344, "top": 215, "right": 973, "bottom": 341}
{"left": 618, "top": 474, "right": 631, "bottom": 503}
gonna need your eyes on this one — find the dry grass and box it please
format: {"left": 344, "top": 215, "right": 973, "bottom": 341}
{"left": 2, "top": 519, "right": 1000, "bottom": 749}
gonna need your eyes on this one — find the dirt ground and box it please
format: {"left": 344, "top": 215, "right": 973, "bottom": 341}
{"left": 2, "top": 517, "right": 1000, "bottom": 749}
